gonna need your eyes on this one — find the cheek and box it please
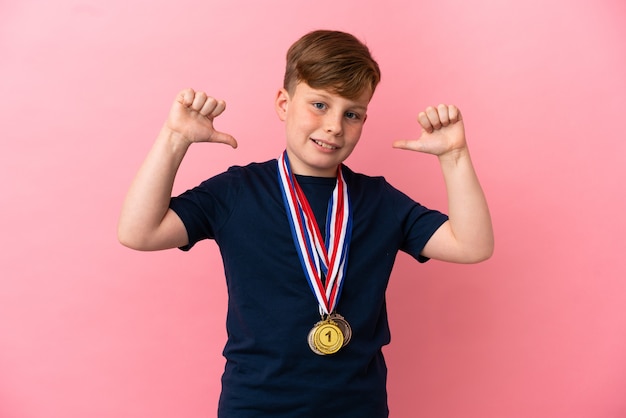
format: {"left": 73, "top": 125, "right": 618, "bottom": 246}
{"left": 286, "top": 119, "right": 318, "bottom": 144}
{"left": 299, "top": 117, "right": 323, "bottom": 137}
{"left": 346, "top": 124, "right": 364, "bottom": 141}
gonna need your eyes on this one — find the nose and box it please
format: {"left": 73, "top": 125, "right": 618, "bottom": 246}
{"left": 324, "top": 112, "right": 343, "bottom": 136}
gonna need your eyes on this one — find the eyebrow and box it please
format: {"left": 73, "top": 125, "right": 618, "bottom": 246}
{"left": 349, "top": 104, "right": 369, "bottom": 112}
{"left": 306, "top": 91, "right": 369, "bottom": 112}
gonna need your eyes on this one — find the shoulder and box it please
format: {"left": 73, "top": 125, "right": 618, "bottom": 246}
{"left": 222, "top": 159, "right": 277, "bottom": 177}
{"left": 199, "top": 159, "right": 278, "bottom": 186}
{"left": 342, "top": 164, "right": 384, "bottom": 185}
{"left": 341, "top": 164, "right": 400, "bottom": 196}
{"left": 342, "top": 164, "right": 444, "bottom": 218}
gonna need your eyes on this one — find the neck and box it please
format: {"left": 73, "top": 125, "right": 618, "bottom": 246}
{"left": 284, "top": 150, "right": 339, "bottom": 178}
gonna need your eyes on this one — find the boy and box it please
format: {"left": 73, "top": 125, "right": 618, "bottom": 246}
{"left": 118, "top": 30, "right": 493, "bottom": 417}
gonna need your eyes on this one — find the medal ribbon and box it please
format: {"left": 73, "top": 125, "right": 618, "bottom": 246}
{"left": 277, "top": 151, "right": 352, "bottom": 315}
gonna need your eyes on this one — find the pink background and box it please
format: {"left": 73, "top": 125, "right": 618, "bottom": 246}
{"left": 1, "top": 0, "right": 625, "bottom": 417}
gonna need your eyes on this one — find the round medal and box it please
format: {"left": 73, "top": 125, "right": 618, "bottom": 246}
{"left": 311, "top": 319, "right": 344, "bottom": 355}
{"left": 307, "top": 325, "right": 324, "bottom": 355}
{"left": 329, "top": 313, "right": 352, "bottom": 347}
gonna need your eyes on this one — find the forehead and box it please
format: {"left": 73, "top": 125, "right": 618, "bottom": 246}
{"left": 294, "top": 82, "right": 372, "bottom": 109}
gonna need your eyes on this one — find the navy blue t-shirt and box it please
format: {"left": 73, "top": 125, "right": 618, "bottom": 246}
{"left": 169, "top": 160, "right": 448, "bottom": 417}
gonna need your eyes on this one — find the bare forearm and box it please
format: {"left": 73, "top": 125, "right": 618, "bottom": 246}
{"left": 437, "top": 148, "right": 494, "bottom": 262}
{"left": 117, "top": 127, "right": 190, "bottom": 249}
{"left": 394, "top": 104, "right": 493, "bottom": 263}
{"left": 118, "top": 89, "right": 236, "bottom": 250}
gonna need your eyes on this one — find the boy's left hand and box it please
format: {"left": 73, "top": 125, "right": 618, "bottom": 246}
{"left": 392, "top": 104, "right": 466, "bottom": 157}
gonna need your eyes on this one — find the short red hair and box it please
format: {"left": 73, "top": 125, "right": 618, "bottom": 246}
{"left": 283, "top": 30, "right": 381, "bottom": 100}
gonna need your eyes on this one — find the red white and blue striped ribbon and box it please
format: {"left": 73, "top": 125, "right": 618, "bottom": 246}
{"left": 277, "top": 151, "right": 352, "bottom": 315}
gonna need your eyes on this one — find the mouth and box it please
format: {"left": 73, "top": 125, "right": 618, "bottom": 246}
{"left": 311, "top": 139, "right": 339, "bottom": 150}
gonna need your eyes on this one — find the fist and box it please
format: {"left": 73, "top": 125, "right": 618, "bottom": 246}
{"left": 165, "top": 88, "right": 237, "bottom": 148}
{"left": 393, "top": 104, "right": 465, "bottom": 156}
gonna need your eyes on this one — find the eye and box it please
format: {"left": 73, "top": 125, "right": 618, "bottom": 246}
{"left": 345, "top": 111, "right": 361, "bottom": 120}
{"left": 312, "top": 102, "right": 327, "bottom": 111}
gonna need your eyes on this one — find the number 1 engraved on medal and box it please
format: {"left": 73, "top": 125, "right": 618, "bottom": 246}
{"left": 329, "top": 312, "right": 352, "bottom": 347}
{"left": 311, "top": 320, "right": 344, "bottom": 355}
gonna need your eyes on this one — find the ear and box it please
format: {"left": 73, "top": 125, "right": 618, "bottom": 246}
{"left": 275, "top": 88, "right": 290, "bottom": 121}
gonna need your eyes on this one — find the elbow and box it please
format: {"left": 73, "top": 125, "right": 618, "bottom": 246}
{"left": 455, "top": 251, "right": 492, "bottom": 264}
{"left": 117, "top": 221, "right": 186, "bottom": 251}
{"left": 465, "top": 240, "right": 495, "bottom": 264}
{"left": 447, "top": 235, "right": 494, "bottom": 264}
{"left": 117, "top": 224, "right": 148, "bottom": 251}
{"left": 469, "top": 247, "right": 494, "bottom": 264}
{"left": 118, "top": 229, "right": 138, "bottom": 250}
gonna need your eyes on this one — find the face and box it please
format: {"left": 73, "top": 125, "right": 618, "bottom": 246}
{"left": 275, "top": 82, "right": 371, "bottom": 177}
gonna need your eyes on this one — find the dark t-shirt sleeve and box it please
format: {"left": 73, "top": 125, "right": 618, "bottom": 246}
{"left": 169, "top": 167, "right": 241, "bottom": 251}
{"left": 383, "top": 180, "right": 448, "bottom": 263}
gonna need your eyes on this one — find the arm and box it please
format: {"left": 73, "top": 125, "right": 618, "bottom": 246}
{"left": 393, "top": 105, "right": 494, "bottom": 263}
{"left": 117, "top": 88, "right": 237, "bottom": 251}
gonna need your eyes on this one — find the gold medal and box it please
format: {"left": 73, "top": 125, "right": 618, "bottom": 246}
{"left": 329, "top": 312, "right": 352, "bottom": 347}
{"left": 308, "top": 318, "right": 344, "bottom": 355}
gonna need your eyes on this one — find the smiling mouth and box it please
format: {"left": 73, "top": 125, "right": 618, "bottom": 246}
{"left": 312, "top": 139, "right": 338, "bottom": 150}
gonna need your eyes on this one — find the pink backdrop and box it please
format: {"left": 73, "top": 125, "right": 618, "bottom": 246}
{"left": 1, "top": 0, "right": 625, "bottom": 417}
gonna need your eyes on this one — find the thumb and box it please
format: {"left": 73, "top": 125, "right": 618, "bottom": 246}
{"left": 210, "top": 130, "right": 238, "bottom": 149}
{"left": 392, "top": 139, "right": 424, "bottom": 152}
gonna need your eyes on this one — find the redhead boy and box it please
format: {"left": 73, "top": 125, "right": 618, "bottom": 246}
{"left": 119, "top": 30, "right": 493, "bottom": 417}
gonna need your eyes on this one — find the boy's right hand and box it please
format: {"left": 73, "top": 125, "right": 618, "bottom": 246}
{"left": 164, "top": 88, "right": 238, "bottom": 148}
